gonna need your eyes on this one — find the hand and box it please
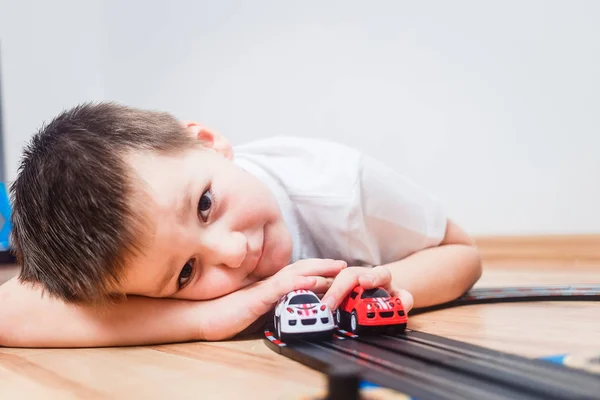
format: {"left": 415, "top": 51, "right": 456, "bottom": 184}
{"left": 197, "top": 258, "right": 347, "bottom": 340}
{"left": 320, "top": 265, "right": 414, "bottom": 313}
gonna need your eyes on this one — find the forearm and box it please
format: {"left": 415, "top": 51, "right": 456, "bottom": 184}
{"left": 0, "top": 277, "right": 203, "bottom": 348}
{"left": 386, "top": 243, "right": 482, "bottom": 309}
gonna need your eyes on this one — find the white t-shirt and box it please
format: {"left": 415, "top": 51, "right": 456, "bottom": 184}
{"left": 233, "top": 137, "right": 447, "bottom": 267}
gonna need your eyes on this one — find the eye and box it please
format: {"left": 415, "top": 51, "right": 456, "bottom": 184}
{"left": 178, "top": 260, "right": 194, "bottom": 289}
{"left": 198, "top": 188, "right": 213, "bottom": 222}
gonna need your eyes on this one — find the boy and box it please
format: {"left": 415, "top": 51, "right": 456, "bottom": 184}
{"left": 0, "top": 102, "right": 481, "bottom": 347}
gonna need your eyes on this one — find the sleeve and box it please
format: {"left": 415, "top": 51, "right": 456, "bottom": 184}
{"left": 347, "top": 153, "right": 447, "bottom": 266}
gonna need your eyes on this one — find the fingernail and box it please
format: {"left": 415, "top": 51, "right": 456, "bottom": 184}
{"left": 322, "top": 297, "right": 335, "bottom": 309}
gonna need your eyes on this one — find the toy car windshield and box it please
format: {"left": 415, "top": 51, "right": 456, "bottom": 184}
{"left": 361, "top": 288, "right": 390, "bottom": 299}
{"left": 289, "top": 294, "right": 320, "bottom": 304}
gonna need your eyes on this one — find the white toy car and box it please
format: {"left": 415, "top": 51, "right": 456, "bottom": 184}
{"left": 273, "top": 290, "right": 335, "bottom": 341}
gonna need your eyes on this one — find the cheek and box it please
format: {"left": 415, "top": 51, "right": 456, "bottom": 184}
{"left": 265, "top": 222, "right": 293, "bottom": 266}
{"left": 226, "top": 178, "right": 279, "bottom": 223}
{"left": 183, "top": 267, "right": 250, "bottom": 300}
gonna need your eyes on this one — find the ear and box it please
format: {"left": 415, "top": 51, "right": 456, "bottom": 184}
{"left": 181, "top": 121, "right": 233, "bottom": 160}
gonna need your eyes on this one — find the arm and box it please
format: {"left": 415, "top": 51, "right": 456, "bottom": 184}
{"left": 0, "top": 277, "right": 205, "bottom": 348}
{"left": 320, "top": 219, "right": 481, "bottom": 312}
{"left": 340, "top": 152, "right": 481, "bottom": 309}
{"left": 385, "top": 219, "right": 482, "bottom": 308}
{"left": 0, "top": 259, "right": 346, "bottom": 347}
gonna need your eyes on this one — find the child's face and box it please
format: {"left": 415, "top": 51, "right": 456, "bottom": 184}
{"left": 118, "top": 123, "right": 293, "bottom": 301}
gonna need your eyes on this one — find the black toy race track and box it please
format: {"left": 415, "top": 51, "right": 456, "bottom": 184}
{"left": 411, "top": 284, "right": 600, "bottom": 314}
{"left": 264, "top": 285, "right": 600, "bottom": 400}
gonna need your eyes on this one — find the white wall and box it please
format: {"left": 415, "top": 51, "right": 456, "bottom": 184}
{"left": 0, "top": 0, "right": 107, "bottom": 182}
{"left": 1, "top": 1, "right": 599, "bottom": 235}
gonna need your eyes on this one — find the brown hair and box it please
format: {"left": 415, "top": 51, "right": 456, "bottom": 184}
{"left": 10, "top": 102, "right": 198, "bottom": 304}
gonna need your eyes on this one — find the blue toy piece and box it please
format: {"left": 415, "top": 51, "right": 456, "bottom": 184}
{"left": 0, "top": 47, "right": 10, "bottom": 255}
{"left": 0, "top": 182, "right": 11, "bottom": 252}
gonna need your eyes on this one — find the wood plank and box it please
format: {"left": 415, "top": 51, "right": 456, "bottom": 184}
{"left": 474, "top": 234, "right": 600, "bottom": 261}
{"left": 1, "top": 257, "right": 599, "bottom": 399}
{"left": 410, "top": 301, "right": 600, "bottom": 358}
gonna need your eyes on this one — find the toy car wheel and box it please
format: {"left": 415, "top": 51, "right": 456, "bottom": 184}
{"left": 334, "top": 308, "right": 343, "bottom": 327}
{"left": 277, "top": 317, "right": 284, "bottom": 341}
{"left": 350, "top": 310, "right": 361, "bottom": 334}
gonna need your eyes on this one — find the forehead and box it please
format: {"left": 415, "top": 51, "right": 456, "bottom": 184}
{"left": 126, "top": 149, "right": 206, "bottom": 203}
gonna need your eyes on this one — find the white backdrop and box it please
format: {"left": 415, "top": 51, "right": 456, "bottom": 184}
{"left": 1, "top": 0, "right": 599, "bottom": 235}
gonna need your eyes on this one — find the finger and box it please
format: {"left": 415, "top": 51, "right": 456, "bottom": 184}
{"left": 260, "top": 275, "right": 317, "bottom": 307}
{"left": 310, "top": 276, "right": 335, "bottom": 294}
{"left": 397, "top": 289, "right": 414, "bottom": 312}
{"left": 218, "top": 275, "right": 314, "bottom": 333}
{"left": 252, "top": 259, "right": 346, "bottom": 314}
{"left": 385, "top": 285, "right": 401, "bottom": 298}
{"left": 300, "top": 259, "right": 347, "bottom": 276}
{"left": 321, "top": 267, "right": 362, "bottom": 310}
{"left": 357, "top": 265, "right": 392, "bottom": 289}
{"left": 213, "top": 275, "right": 319, "bottom": 340}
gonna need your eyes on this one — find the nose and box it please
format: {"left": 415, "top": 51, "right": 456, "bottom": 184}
{"left": 199, "top": 230, "right": 248, "bottom": 269}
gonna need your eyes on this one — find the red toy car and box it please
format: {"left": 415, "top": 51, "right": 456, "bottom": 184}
{"left": 334, "top": 285, "right": 407, "bottom": 334}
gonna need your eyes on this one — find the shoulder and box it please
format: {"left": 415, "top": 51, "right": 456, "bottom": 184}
{"left": 234, "top": 136, "right": 361, "bottom": 162}
{"left": 234, "top": 136, "right": 363, "bottom": 197}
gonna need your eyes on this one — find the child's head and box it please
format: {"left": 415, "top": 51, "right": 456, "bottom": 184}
{"left": 11, "top": 102, "right": 293, "bottom": 304}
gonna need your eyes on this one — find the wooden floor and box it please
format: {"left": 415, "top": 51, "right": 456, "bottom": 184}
{"left": 0, "top": 259, "right": 599, "bottom": 399}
